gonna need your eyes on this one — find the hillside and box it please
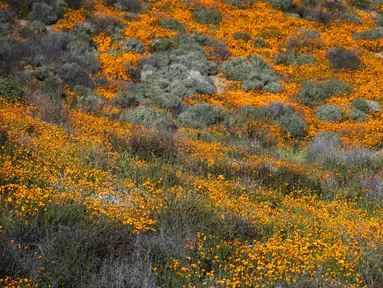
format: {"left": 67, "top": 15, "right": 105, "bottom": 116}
{"left": 0, "top": 0, "right": 382, "bottom": 287}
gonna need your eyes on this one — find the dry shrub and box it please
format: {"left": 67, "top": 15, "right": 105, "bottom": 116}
{"left": 27, "top": 93, "right": 68, "bottom": 125}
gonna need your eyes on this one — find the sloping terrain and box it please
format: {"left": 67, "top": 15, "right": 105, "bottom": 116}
{"left": 0, "top": 0, "right": 382, "bottom": 287}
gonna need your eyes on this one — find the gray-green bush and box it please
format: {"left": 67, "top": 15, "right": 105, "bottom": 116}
{"left": 349, "top": 108, "right": 368, "bottom": 122}
{"left": 266, "top": 101, "right": 295, "bottom": 118}
{"left": 149, "top": 38, "right": 174, "bottom": 52}
{"left": 221, "top": 55, "right": 282, "bottom": 92}
{"left": 278, "top": 113, "right": 308, "bottom": 138}
{"left": 353, "top": 28, "right": 383, "bottom": 40}
{"left": 136, "top": 38, "right": 218, "bottom": 109}
{"left": 327, "top": 48, "right": 360, "bottom": 70}
{"left": 123, "top": 38, "right": 145, "bottom": 54}
{"left": 106, "top": 0, "right": 141, "bottom": 12}
{"left": 233, "top": 32, "right": 251, "bottom": 41}
{"left": 253, "top": 38, "right": 270, "bottom": 48}
{"left": 192, "top": 7, "right": 222, "bottom": 25}
{"left": 24, "top": 21, "right": 47, "bottom": 35}
{"left": 274, "top": 52, "right": 315, "bottom": 66}
{"left": 179, "top": 103, "right": 223, "bottom": 128}
{"left": 295, "top": 79, "right": 351, "bottom": 107}
{"left": 41, "top": 76, "right": 66, "bottom": 100}
{"left": 113, "top": 90, "right": 143, "bottom": 109}
{"left": 27, "top": 3, "right": 58, "bottom": 25}
{"left": 159, "top": 18, "right": 186, "bottom": 32}
{"left": 0, "top": 76, "right": 24, "bottom": 102}
{"left": 287, "top": 29, "right": 322, "bottom": 50}
{"left": 236, "top": 105, "right": 272, "bottom": 123}
{"left": 315, "top": 105, "right": 345, "bottom": 122}
{"left": 120, "top": 106, "right": 176, "bottom": 130}
{"left": 352, "top": 98, "right": 381, "bottom": 113}
{"left": 221, "top": 58, "right": 252, "bottom": 81}
{"left": 226, "top": 0, "right": 257, "bottom": 8}
{"left": 268, "top": 0, "right": 295, "bottom": 11}
{"left": 71, "top": 85, "right": 105, "bottom": 112}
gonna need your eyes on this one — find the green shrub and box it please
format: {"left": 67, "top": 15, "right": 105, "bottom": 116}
{"left": 129, "top": 129, "right": 178, "bottom": 161}
{"left": 222, "top": 55, "right": 281, "bottom": 92}
{"left": 149, "top": 38, "right": 173, "bottom": 52}
{"left": 233, "top": 32, "right": 251, "bottom": 41}
{"left": 193, "top": 33, "right": 215, "bottom": 46}
{"left": 221, "top": 58, "right": 252, "bottom": 80}
{"left": 236, "top": 105, "right": 272, "bottom": 123}
{"left": 251, "top": 54, "right": 271, "bottom": 70}
{"left": 349, "top": 0, "right": 371, "bottom": 8}
{"left": 321, "top": 79, "right": 352, "bottom": 95}
{"left": 159, "top": 18, "right": 186, "bottom": 32}
{"left": 273, "top": 52, "right": 288, "bottom": 65}
{"left": 27, "top": 3, "right": 58, "bottom": 25}
{"left": 278, "top": 113, "right": 307, "bottom": 138}
{"left": 253, "top": 38, "right": 270, "bottom": 48}
{"left": 0, "top": 203, "right": 155, "bottom": 287}
{"left": 64, "top": 0, "right": 84, "bottom": 9}
{"left": 322, "top": 0, "right": 347, "bottom": 11}
{"left": 148, "top": 85, "right": 182, "bottom": 109}
{"left": 0, "top": 61, "right": 10, "bottom": 77}
{"left": 226, "top": 0, "right": 257, "bottom": 8}
{"left": 297, "top": 29, "right": 320, "bottom": 38}
{"left": 356, "top": 242, "right": 383, "bottom": 287}
{"left": 71, "top": 86, "right": 105, "bottom": 112}
{"left": 274, "top": 52, "right": 314, "bottom": 66}
{"left": 313, "top": 131, "right": 340, "bottom": 146}
{"left": 287, "top": 29, "right": 322, "bottom": 49}
{"left": 352, "top": 98, "right": 381, "bottom": 113}
{"left": 243, "top": 70, "right": 277, "bottom": 91}
{"left": 327, "top": 48, "right": 360, "bottom": 70}
{"left": 0, "top": 76, "right": 24, "bottom": 102}
{"left": 295, "top": 79, "right": 351, "bottom": 107}
{"left": 25, "top": 20, "right": 47, "bottom": 35}
{"left": 192, "top": 34, "right": 229, "bottom": 60}
{"left": 268, "top": 0, "right": 295, "bottom": 11}
{"left": 63, "top": 32, "right": 98, "bottom": 64}
{"left": 112, "top": 90, "right": 143, "bottom": 109}
{"left": 192, "top": 7, "right": 222, "bottom": 25}
{"left": 123, "top": 38, "right": 145, "bottom": 54}
{"left": 106, "top": 0, "right": 141, "bottom": 12}
{"left": 341, "top": 12, "right": 360, "bottom": 23}
{"left": 179, "top": 103, "right": 224, "bottom": 128}
{"left": 264, "top": 82, "right": 283, "bottom": 93}
{"left": 301, "top": 0, "right": 319, "bottom": 7}
{"left": 242, "top": 56, "right": 281, "bottom": 92}
{"left": 295, "top": 80, "right": 327, "bottom": 107}
{"left": 57, "top": 62, "right": 93, "bottom": 88}
{"left": 206, "top": 38, "right": 230, "bottom": 60}
{"left": 287, "top": 53, "right": 315, "bottom": 66}
{"left": 0, "top": 128, "right": 7, "bottom": 147}
{"left": 266, "top": 101, "right": 294, "bottom": 118}
{"left": 23, "top": 65, "right": 54, "bottom": 81}
{"left": 257, "top": 165, "right": 322, "bottom": 195}
{"left": 188, "top": 71, "right": 217, "bottom": 94}
{"left": 138, "top": 38, "right": 218, "bottom": 109}
{"left": 0, "top": 23, "right": 15, "bottom": 37}
{"left": 0, "top": 6, "right": 13, "bottom": 23}
{"left": 59, "top": 32, "right": 100, "bottom": 87}
{"left": 349, "top": 108, "right": 368, "bottom": 122}
{"left": 315, "top": 105, "right": 345, "bottom": 122}
{"left": 41, "top": 76, "right": 65, "bottom": 100}
{"left": 120, "top": 106, "right": 161, "bottom": 124}
{"left": 353, "top": 28, "right": 383, "bottom": 40}
{"left": 120, "top": 106, "right": 175, "bottom": 129}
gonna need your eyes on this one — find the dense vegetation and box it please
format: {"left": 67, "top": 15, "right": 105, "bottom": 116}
{"left": 0, "top": 0, "right": 382, "bottom": 287}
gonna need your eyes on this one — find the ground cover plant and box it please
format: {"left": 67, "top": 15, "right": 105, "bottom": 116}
{"left": 0, "top": 0, "right": 382, "bottom": 287}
